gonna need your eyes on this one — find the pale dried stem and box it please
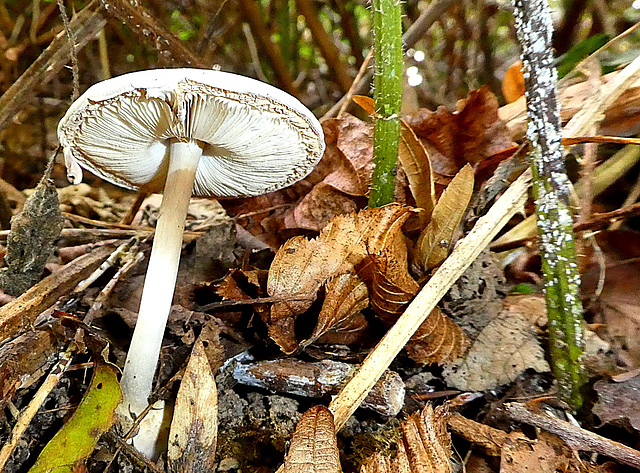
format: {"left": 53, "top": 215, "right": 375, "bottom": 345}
{"left": 328, "top": 170, "right": 531, "bottom": 429}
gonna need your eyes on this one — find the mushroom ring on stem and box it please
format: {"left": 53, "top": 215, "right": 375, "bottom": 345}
{"left": 57, "top": 68, "right": 325, "bottom": 458}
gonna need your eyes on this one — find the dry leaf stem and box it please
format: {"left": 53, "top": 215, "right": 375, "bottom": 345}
{"left": 513, "top": 0, "right": 585, "bottom": 410}
{"left": 369, "top": 0, "right": 403, "bottom": 207}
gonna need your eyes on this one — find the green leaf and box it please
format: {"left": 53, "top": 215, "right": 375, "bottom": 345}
{"left": 511, "top": 283, "right": 538, "bottom": 294}
{"left": 556, "top": 34, "right": 609, "bottom": 79}
{"left": 29, "top": 363, "right": 122, "bottom": 473}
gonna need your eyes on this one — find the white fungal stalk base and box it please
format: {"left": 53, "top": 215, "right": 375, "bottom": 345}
{"left": 118, "top": 139, "right": 202, "bottom": 459}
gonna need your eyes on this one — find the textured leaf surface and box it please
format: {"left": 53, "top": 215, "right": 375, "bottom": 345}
{"left": 406, "top": 307, "right": 469, "bottom": 365}
{"left": 28, "top": 363, "right": 121, "bottom": 473}
{"left": 414, "top": 164, "right": 474, "bottom": 273}
{"left": 442, "top": 296, "right": 549, "bottom": 391}
{"left": 168, "top": 338, "right": 218, "bottom": 473}
{"left": 267, "top": 204, "right": 413, "bottom": 353}
{"left": 301, "top": 271, "right": 369, "bottom": 348}
{"left": 360, "top": 404, "right": 452, "bottom": 473}
{"left": 284, "top": 405, "right": 342, "bottom": 473}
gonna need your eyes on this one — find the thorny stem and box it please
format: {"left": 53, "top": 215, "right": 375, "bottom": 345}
{"left": 513, "top": 0, "right": 585, "bottom": 410}
{"left": 369, "top": 0, "right": 402, "bottom": 207}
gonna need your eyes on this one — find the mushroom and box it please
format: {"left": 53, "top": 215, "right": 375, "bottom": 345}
{"left": 57, "top": 68, "right": 325, "bottom": 457}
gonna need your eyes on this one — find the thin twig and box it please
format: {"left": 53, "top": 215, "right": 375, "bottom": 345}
{"left": 335, "top": 50, "right": 374, "bottom": 119}
{"left": 506, "top": 402, "right": 640, "bottom": 469}
{"left": 55, "top": 0, "right": 79, "bottom": 100}
{"left": 0, "top": 346, "right": 74, "bottom": 470}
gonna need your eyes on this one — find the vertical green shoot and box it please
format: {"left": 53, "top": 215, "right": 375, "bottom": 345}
{"left": 369, "top": 0, "right": 403, "bottom": 207}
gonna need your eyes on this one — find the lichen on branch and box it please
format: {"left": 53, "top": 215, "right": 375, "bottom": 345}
{"left": 513, "top": 0, "right": 585, "bottom": 410}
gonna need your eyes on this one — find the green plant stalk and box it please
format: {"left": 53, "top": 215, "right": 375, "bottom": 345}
{"left": 513, "top": 0, "right": 585, "bottom": 410}
{"left": 369, "top": 0, "right": 402, "bottom": 207}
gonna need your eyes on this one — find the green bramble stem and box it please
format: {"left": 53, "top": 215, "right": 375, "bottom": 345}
{"left": 369, "top": 0, "right": 403, "bottom": 208}
{"left": 514, "top": 0, "right": 585, "bottom": 410}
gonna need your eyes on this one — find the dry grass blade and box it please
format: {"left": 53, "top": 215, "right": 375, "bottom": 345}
{"left": 413, "top": 164, "right": 474, "bottom": 274}
{"left": 284, "top": 405, "right": 342, "bottom": 473}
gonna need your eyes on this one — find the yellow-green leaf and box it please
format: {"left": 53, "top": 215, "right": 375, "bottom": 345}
{"left": 414, "top": 164, "right": 474, "bottom": 273}
{"left": 29, "top": 363, "right": 122, "bottom": 473}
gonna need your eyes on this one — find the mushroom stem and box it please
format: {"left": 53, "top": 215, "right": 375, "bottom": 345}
{"left": 120, "top": 139, "right": 203, "bottom": 414}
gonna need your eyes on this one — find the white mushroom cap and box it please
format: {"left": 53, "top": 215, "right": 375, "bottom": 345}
{"left": 57, "top": 68, "right": 325, "bottom": 197}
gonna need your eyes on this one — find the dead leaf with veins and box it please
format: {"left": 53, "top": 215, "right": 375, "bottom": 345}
{"left": 360, "top": 403, "right": 452, "bottom": 473}
{"left": 301, "top": 271, "right": 369, "bottom": 349}
{"left": 442, "top": 295, "right": 549, "bottom": 391}
{"left": 405, "top": 86, "right": 514, "bottom": 183}
{"left": 267, "top": 205, "right": 414, "bottom": 353}
{"left": 413, "top": 164, "right": 474, "bottom": 275}
{"left": 168, "top": 338, "right": 218, "bottom": 473}
{"left": 284, "top": 405, "right": 342, "bottom": 473}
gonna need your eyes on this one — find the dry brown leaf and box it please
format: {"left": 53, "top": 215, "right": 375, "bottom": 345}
{"left": 406, "top": 307, "right": 468, "bottom": 365}
{"left": 301, "top": 271, "right": 369, "bottom": 349}
{"left": 363, "top": 250, "right": 420, "bottom": 325}
{"left": 268, "top": 205, "right": 413, "bottom": 353}
{"left": 284, "top": 405, "right": 342, "bottom": 473}
{"left": 500, "top": 430, "right": 604, "bottom": 473}
{"left": 360, "top": 404, "right": 452, "bottom": 473}
{"left": 353, "top": 95, "right": 435, "bottom": 220}
{"left": 405, "top": 86, "right": 515, "bottom": 181}
{"left": 216, "top": 271, "right": 252, "bottom": 301}
{"left": 593, "top": 371, "right": 640, "bottom": 431}
{"left": 286, "top": 182, "right": 360, "bottom": 231}
{"left": 168, "top": 338, "right": 218, "bottom": 473}
{"left": 413, "top": 164, "right": 474, "bottom": 274}
{"left": 398, "top": 124, "right": 436, "bottom": 223}
{"left": 442, "top": 296, "right": 549, "bottom": 391}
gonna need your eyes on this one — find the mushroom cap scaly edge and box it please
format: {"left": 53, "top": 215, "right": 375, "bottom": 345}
{"left": 57, "top": 68, "right": 325, "bottom": 197}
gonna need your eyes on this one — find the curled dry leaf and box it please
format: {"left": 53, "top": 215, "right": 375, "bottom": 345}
{"left": 168, "top": 338, "right": 218, "bottom": 473}
{"left": 301, "top": 271, "right": 369, "bottom": 349}
{"left": 267, "top": 204, "right": 414, "bottom": 353}
{"left": 360, "top": 404, "right": 452, "bottom": 473}
{"left": 362, "top": 250, "right": 419, "bottom": 325}
{"left": 406, "top": 307, "right": 469, "bottom": 365}
{"left": 413, "top": 164, "right": 474, "bottom": 275}
{"left": 284, "top": 405, "right": 342, "bottom": 473}
{"left": 442, "top": 295, "right": 550, "bottom": 391}
{"left": 358, "top": 250, "right": 467, "bottom": 365}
